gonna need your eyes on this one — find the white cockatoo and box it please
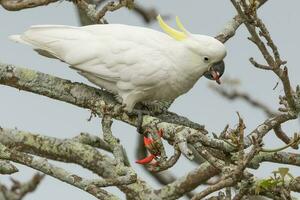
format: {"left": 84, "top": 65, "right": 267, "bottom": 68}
{"left": 10, "top": 16, "right": 226, "bottom": 112}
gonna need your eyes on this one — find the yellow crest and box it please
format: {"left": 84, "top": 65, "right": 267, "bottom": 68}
{"left": 157, "top": 15, "right": 189, "bottom": 41}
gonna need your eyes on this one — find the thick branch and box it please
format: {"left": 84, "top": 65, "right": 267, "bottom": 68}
{"left": 1, "top": 63, "right": 294, "bottom": 157}
{"left": 0, "top": 63, "right": 205, "bottom": 132}
{"left": 0, "top": 143, "right": 119, "bottom": 200}
{"left": 0, "top": 160, "right": 18, "bottom": 174}
{"left": 0, "top": 0, "right": 59, "bottom": 11}
{"left": 250, "top": 151, "right": 300, "bottom": 168}
{"left": 0, "top": 127, "right": 156, "bottom": 199}
{"left": 72, "top": 132, "right": 112, "bottom": 152}
{"left": 156, "top": 162, "right": 219, "bottom": 199}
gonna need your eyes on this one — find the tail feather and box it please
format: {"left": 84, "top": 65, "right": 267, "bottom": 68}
{"left": 9, "top": 34, "right": 32, "bottom": 46}
{"left": 9, "top": 25, "right": 94, "bottom": 62}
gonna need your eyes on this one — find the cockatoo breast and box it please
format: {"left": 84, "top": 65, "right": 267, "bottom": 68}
{"left": 147, "top": 44, "right": 207, "bottom": 100}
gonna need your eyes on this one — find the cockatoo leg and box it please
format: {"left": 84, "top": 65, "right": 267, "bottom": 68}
{"left": 122, "top": 92, "right": 140, "bottom": 113}
{"left": 121, "top": 93, "right": 150, "bottom": 134}
{"left": 131, "top": 109, "right": 150, "bottom": 134}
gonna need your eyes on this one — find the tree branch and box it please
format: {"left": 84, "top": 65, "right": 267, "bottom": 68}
{"left": 230, "top": 0, "right": 299, "bottom": 113}
{"left": 0, "top": 143, "right": 119, "bottom": 200}
{"left": 3, "top": 0, "right": 299, "bottom": 198}
{"left": 215, "top": 0, "right": 268, "bottom": 43}
{"left": 0, "top": 127, "right": 156, "bottom": 199}
{"left": 210, "top": 85, "right": 276, "bottom": 117}
{"left": 156, "top": 162, "right": 220, "bottom": 199}
{"left": 250, "top": 151, "right": 300, "bottom": 168}
{"left": 72, "top": 132, "right": 112, "bottom": 152}
{"left": 132, "top": 4, "right": 160, "bottom": 24}
{"left": 0, "top": 0, "right": 59, "bottom": 11}
{"left": 244, "top": 113, "right": 296, "bottom": 147}
{"left": 0, "top": 63, "right": 205, "bottom": 132}
{"left": 210, "top": 83, "right": 298, "bottom": 148}
{"left": 0, "top": 173, "right": 44, "bottom": 200}
{"left": 0, "top": 160, "right": 18, "bottom": 175}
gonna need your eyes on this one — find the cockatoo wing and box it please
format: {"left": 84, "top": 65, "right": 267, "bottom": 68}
{"left": 10, "top": 25, "right": 172, "bottom": 95}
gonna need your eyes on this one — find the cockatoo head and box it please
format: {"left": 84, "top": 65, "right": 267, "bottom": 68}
{"left": 157, "top": 15, "right": 226, "bottom": 84}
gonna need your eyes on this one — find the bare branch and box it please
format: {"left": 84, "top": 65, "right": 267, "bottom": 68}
{"left": 274, "top": 125, "right": 298, "bottom": 149}
{"left": 250, "top": 151, "right": 300, "bottom": 168}
{"left": 0, "top": 143, "right": 119, "bottom": 200}
{"left": 215, "top": 0, "right": 268, "bottom": 43}
{"left": 156, "top": 162, "right": 220, "bottom": 199}
{"left": 230, "top": 0, "right": 298, "bottom": 113}
{"left": 192, "top": 142, "right": 225, "bottom": 171}
{"left": 244, "top": 113, "right": 296, "bottom": 147}
{"left": 0, "top": 127, "right": 156, "bottom": 199}
{"left": 192, "top": 114, "right": 262, "bottom": 200}
{"left": 0, "top": 173, "right": 44, "bottom": 200}
{"left": 210, "top": 85, "right": 276, "bottom": 117}
{"left": 72, "top": 132, "right": 112, "bottom": 152}
{"left": 132, "top": 4, "right": 159, "bottom": 24}
{"left": 0, "top": 0, "right": 59, "bottom": 11}
{"left": 1, "top": 0, "right": 299, "bottom": 198}
{"left": 0, "top": 63, "right": 205, "bottom": 132}
{"left": 75, "top": 0, "right": 134, "bottom": 24}
{"left": 95, "top": 0, "right": 134, "bottom": 22}
{"left": 147, "top": 147, "right": 181, "bottom": 172}
{"left": 249, "top": 57, "right": 272, "bottom": 70}
{"left": 192, "top": 178, "right": 236, "bottom": 200}
{"left": 210, "top": 83, "right": 297, "bottom": 148}
{"left": 0, "top": 160, "right": 18, "bottom": 175}
{"left": 290, "top": 176, "right": 300, "bottom": 193}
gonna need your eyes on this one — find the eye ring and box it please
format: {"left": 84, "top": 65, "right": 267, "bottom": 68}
{"left": 204, "top": 56, "right": 209, "bottom": 62}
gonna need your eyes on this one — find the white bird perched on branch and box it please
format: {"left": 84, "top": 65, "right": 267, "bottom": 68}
{"left": 10, "top": 16, "right": 226, "bottom": 113}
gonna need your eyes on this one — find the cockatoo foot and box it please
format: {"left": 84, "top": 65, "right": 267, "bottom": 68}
{"left": 135, "top": 129, "right": 163, "bottom": 165}
{"left": 141, "top": 100, "right": 173, "bottom": 115}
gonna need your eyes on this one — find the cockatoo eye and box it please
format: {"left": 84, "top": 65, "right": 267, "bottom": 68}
{"left": 203, "top": 56, "right": 209, "bottom": 62}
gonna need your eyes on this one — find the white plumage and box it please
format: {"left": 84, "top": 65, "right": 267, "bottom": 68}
{"left": 10, "top": 16, "right": 226, "bottom": 112}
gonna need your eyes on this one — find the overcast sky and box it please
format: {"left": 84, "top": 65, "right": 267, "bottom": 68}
{"left": 0, "top": 1, "right": 299, "bottom": 199}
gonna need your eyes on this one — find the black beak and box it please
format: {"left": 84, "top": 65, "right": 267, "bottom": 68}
{"left": 204, "top": 60, "right": 225, "bottom": 84}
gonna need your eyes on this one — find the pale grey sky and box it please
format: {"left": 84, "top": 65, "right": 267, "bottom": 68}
{"left": 0, "top": 1, "right": 299, "bottom": 199}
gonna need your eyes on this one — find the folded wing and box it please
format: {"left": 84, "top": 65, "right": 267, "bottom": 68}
{"left": 10, "top": 24, "right": 172, "bottom": 95}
